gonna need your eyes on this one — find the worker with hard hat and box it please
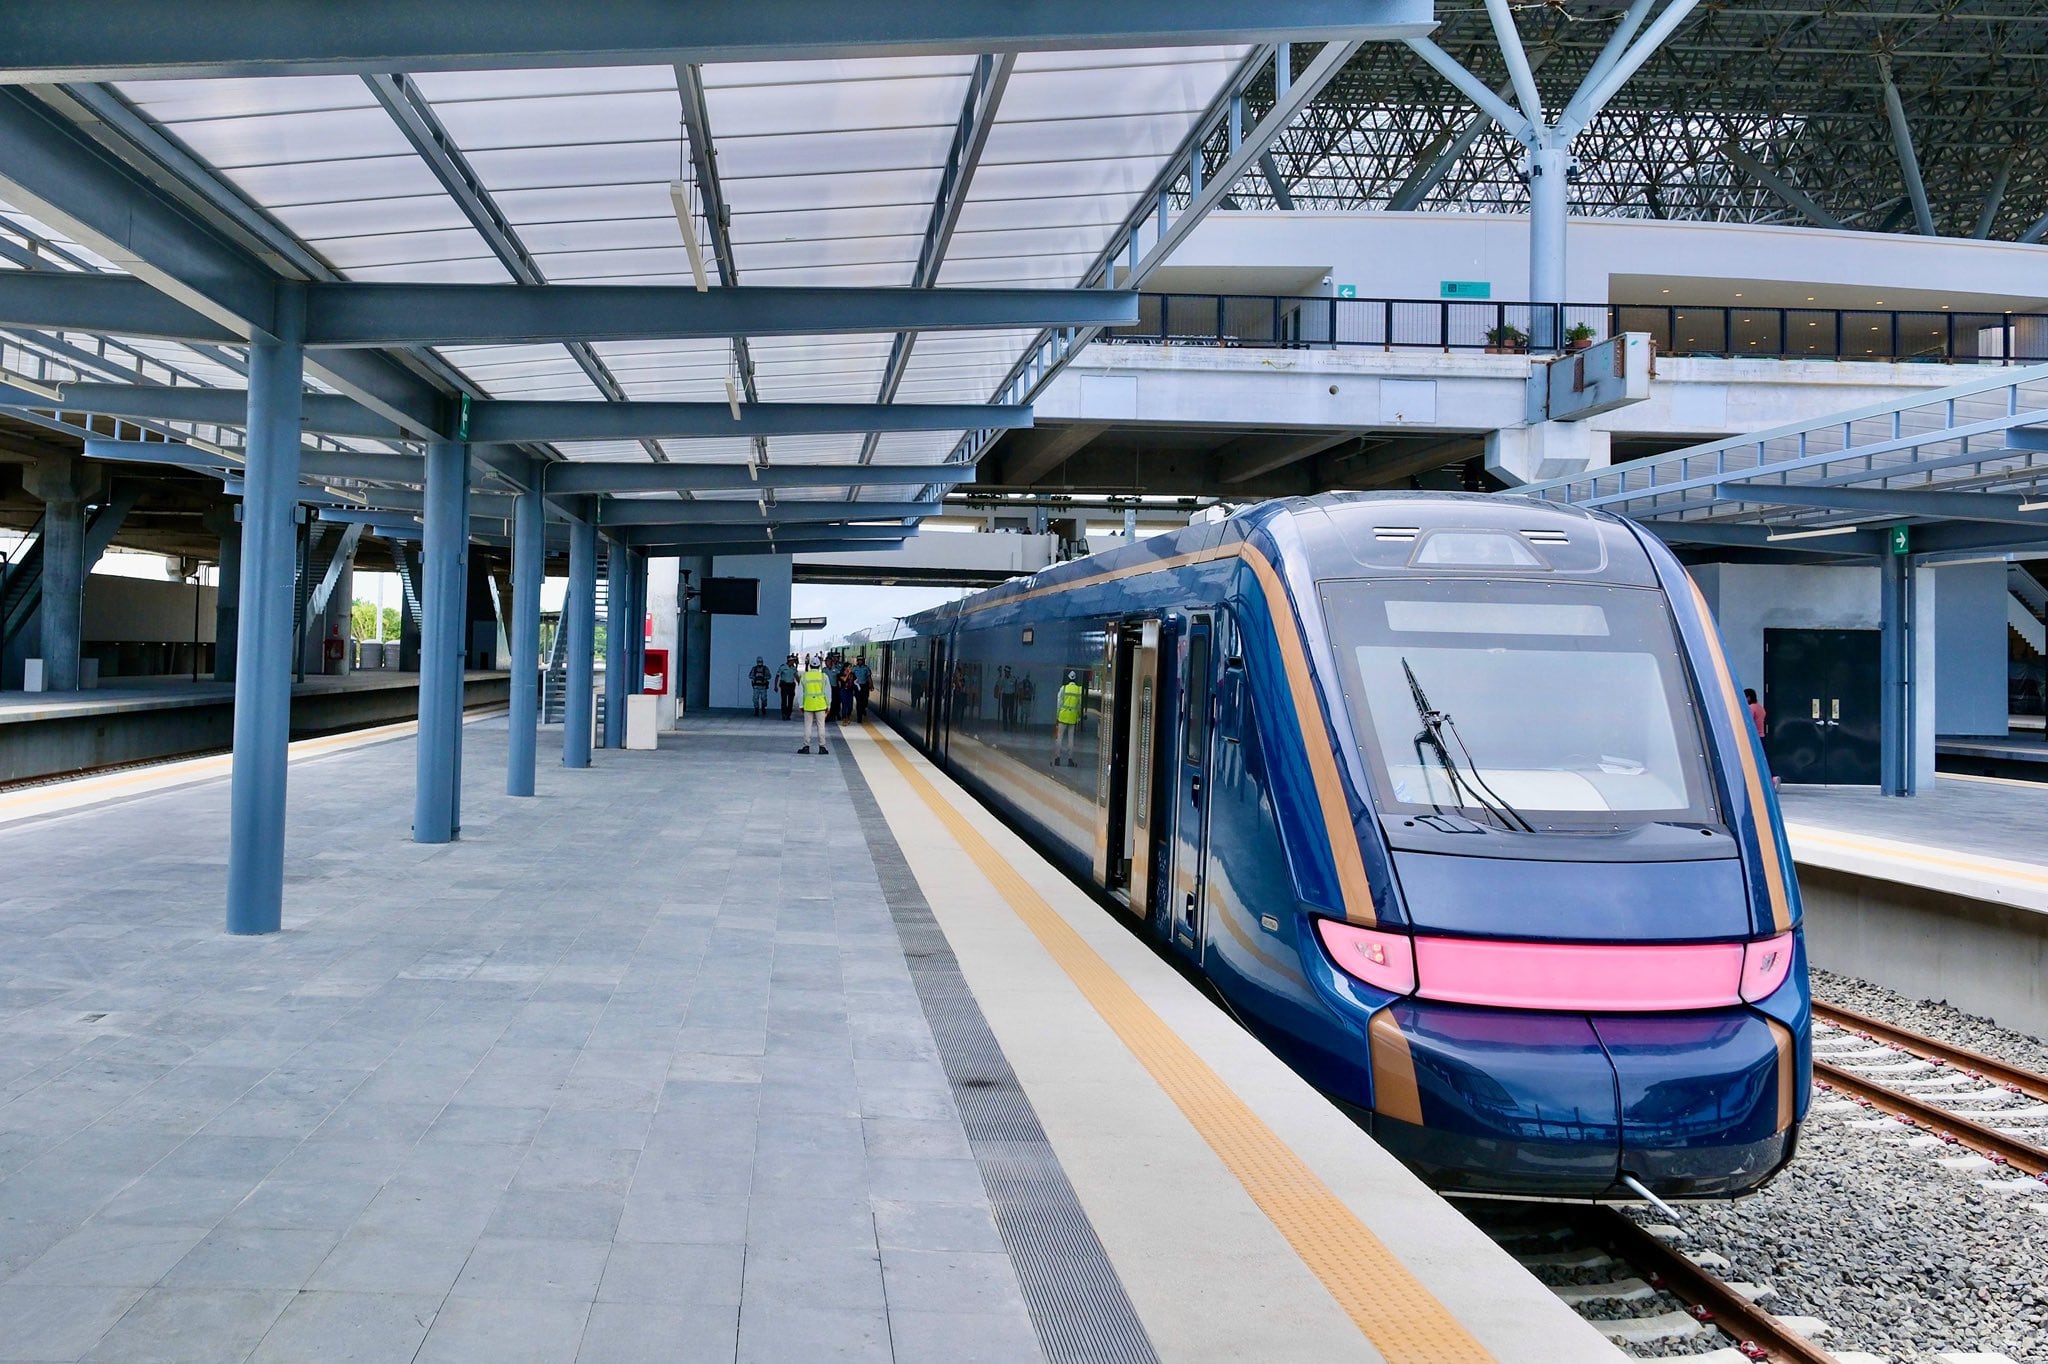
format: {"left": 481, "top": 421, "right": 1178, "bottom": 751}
{"left": 1053, "top": 670, "right": 1084, "bottom": 767}
{"left": 798, "top": 653, "right": 832, "bottom": 754}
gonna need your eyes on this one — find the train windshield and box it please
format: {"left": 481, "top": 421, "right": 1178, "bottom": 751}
{"left": 1320, "top": 579, "right": 1718, "bottom": 831}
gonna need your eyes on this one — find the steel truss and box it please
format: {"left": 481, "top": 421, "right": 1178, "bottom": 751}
{"left": 1224, "top": 5, "right": 2048, "bottom": 242}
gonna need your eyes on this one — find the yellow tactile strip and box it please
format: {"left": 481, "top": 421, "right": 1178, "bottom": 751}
{"left": 864, "top": 725, "right": 1497, "bottom": 1364}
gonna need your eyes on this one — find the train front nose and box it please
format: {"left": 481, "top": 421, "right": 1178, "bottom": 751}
{"left": 1368, "top": 1001, "right": 1801, "bottom": 1198}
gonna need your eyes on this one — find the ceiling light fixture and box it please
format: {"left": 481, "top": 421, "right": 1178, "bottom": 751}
{"left": 1767, "top": 523, "right": 1863, "bottom": 542}
{"left": 671, "top": 119, "right": 710, "bottom": 293}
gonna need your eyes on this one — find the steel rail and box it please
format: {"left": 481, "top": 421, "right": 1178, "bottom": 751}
{"left": 1563, "top": 1207, "right": 1838, "bottom": 1364}
{"left": 1813, "top": 1000, "right": 2048, "bottom": 1105}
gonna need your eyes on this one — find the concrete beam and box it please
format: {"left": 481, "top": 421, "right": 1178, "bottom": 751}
{"left": 1214, "top": 429, "right": 1356, "bottom": 484}
{"left": 996, "top": 423, "right": 1108, "bottom": 485}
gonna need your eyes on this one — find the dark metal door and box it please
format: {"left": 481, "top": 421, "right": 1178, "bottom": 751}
{"left": 1764, "top": 628, "right": 1881, "bottom": 786}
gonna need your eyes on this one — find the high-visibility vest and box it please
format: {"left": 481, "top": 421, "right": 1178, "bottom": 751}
{"left": 1057, "top": 681, "right": 1084, "bottom": 725}
{"left": 801, "top": 669, "right": 830, "bottom": 711}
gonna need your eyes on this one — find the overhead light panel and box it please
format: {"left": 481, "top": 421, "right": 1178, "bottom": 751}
{"left": 724, "top": 376, "right": 742, "bottom": 422}
{"left": 670, "top": 177, "right": 710, "bottom": 293}
{"left": 2019, "top": 497, "right": 2048, "bottom": 512}
{"left": 1766, "top": 523, "right": 1862, "bottom": 542}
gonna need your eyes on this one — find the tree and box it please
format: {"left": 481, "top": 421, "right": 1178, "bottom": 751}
{"left": 351, "top": 600, "right": 403, "bottom": 641}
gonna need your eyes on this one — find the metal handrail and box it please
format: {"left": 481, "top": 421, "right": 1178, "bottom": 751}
{"left": 1101, "top": 291, "right": 2048, "bottom": 366}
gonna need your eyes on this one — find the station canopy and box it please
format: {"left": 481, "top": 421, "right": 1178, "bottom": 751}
{"left": 0, "top": 3, "right": 1432, "bottom": 540}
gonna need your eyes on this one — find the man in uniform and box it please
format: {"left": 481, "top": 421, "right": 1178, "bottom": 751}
{"left": 1053, "top": 670, "right": 1084, "bottom": 767}
{"left": 749, "top": 656, "right": 772, "bottom": 717}
{"left": 776, "top": 654, "right": 800, "bottom": 720}
{"left": 798, "top": 654, "right": 832, "bottom": 754}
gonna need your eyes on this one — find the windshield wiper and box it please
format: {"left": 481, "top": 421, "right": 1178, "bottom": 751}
{"left": 1401, "top": 658, "right": 1536, "bottom": 833}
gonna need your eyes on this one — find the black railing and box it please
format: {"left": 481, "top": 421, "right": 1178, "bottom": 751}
{"left": 1104, "top": 292, "right": 2048, "bottom": 365}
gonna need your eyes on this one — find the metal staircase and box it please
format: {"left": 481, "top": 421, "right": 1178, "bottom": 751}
{"left": 0, "top": 486, "right": 142, "bottom": 664}
{"left": 391, "top": 544, "right": 426, "bottom": 628}
{"left": 292, "top": 519, "right": 366, "bottom": 678}
{"left": 2011, "top": 563, "right": 2047, "bottom": 658}
{"left": 539, "top": 545, "right": 607, "bottom": 728}
{"left": 0, "top": 514, "right": 46, "bottom": 660}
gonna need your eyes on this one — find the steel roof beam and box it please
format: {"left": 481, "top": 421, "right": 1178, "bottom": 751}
{"left": 363, "top": 71, "right": 666, "bottom": 464}
{"left": 7, "top": 385, "right": 1025, "bottom": 443}
{"left": 857, "top": 52, "right": 1015, "bottom": 468}
{"left": 40, "top": 383, "right": 403, "bottom": 437}
{"left": 299, "top": 283, "right": 1139, "bottom": 348}
{"left": 0, "top": 272, "right": 239, "bottom": 342}
{"left": 1723, "top": 141, "right": 1844, "bottom": 230}
{"left": 0, "top": 2, "right": 1436, "bottom": 82}
{"left": 595, "top": 499, "right": 939, "bottom": 528}
{"left": 1717, "top": 481, "right": 2048, "bottom": 529}
{"left": 469, "top": 401, "right": 1027, "bottom": 445}
{"left": 674, "top": 63, "right": 764, "bottom": 473}
{"left": 0, "top": 88, "right": 448, "bottom": 435}
{"left": 626, "top": 535, "right": 915, "bottom": 558}
{"left": 544, "top": 462, "right": 976, "bottom": 496}
{"left": 613, "top": 524, "right": 917, "bottom": 549}
{"left": 1878, "top": 57, "right": 1936, "bottom": 237}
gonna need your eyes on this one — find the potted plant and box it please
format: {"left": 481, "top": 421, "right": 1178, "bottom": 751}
{"left": 1484, "top": 323, "right": 1528, "bottom": 354}
{"left": 1565, "top": 321, "right": 1598, "bottom": 352}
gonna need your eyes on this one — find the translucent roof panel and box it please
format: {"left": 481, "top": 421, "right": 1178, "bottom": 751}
{"left": 117, "top": 77, "right": 513, "bottom": 284}
{"left": 937, "top": 47, "right": 1248, "bottom": 290}
{"left": 435, "top": 345, "right": 604, "bottom": 401}
{"left": 84, "top": 45, "right": 1260, "bottom": 470}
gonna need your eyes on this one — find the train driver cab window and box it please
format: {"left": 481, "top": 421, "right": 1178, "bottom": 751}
{"left": 1184, "top": 629, "right": 1210, "bottom": 764}
{"left": 1320, "top": 579, "right": 1718, "bottom": 832}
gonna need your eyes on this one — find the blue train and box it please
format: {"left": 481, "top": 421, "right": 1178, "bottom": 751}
{"left": 870, "top": 491, "right": 1810, "bottom": 1200}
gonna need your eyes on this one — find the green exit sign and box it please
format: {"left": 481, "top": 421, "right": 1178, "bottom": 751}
{"left": 1441, "top": 280, "right": 1491, "bottom": 299}
{"left": 1889, "top": 525, "right": 1910, "bottom": 556}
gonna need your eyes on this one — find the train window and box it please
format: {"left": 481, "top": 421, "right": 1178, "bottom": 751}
{"left": 1321, "top": 579, "right": 1718, "bottom": 831}
{"left": 1184, "top": 630, "right": 1210, "bottom": 765}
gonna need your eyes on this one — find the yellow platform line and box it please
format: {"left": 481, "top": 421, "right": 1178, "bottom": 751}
{"left": 1788, "top": 823, "right": 2048, "bottom": 890}
{"left": 862, "top": 724, "right": 1495, "bottom": 1364}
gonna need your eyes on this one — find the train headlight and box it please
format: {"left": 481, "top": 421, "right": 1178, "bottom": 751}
{"left": 1314, "top": 919, "right": 1417, "bottom": 996}
{"left": 1739, "top": 932, "right": 1795, "bottom": 1002}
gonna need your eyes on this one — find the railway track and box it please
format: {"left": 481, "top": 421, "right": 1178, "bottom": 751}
{"left": 1476, "top": 1001, "right": 2048, "bottom": 1363}
{"left": 1476, "top": 1203, "right": 1836, "bottom": 1362}
{"left": 1811, "top": 1000, "right": 2048, "bottom": 1180}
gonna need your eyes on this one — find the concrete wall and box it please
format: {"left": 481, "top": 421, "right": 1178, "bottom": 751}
{"left": 706, "top": 553, "right": 794, "bottom": 710}
{"left": 1933, "top": 561, "right": 2010, "bottom": 736}
{"left": 1160, "top": 211, "right": 2048, "bottom": 310}
{"left": 82, "top": 573, "right": 217, "bottom": 643}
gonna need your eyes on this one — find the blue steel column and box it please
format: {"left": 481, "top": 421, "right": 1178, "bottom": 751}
{"left": 413, "top": 438, "right": 468, "bottom": 843}
{"left": 603, "top": 536, "right": 628, "bottom": 747}
{"left": 1527, "top": 143, "right": 1569, "bottom": 351}
{"left": 562, "top": 515, "right": 596, "bottom": 767}
{"left": 225, "top": 285, "right": 306, "bottom": 936}
{"left": 1880, "top": 549, "right": 1914, "bottom": 796}
{"left": 506, "top": 476, "right": 543, "bottom": 795}
{"left": 449, "top": 446, "right": 471, "bottom": 834}
{"left": 627, "top": 551, "right": 647, "bottom": 699}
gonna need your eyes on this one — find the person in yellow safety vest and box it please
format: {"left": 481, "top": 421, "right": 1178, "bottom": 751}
{"left": 798, "top": 654, "right": 832, "bottom": 755}
{"left": 1053, "top": 670, "right": 1084, "bottom": 767}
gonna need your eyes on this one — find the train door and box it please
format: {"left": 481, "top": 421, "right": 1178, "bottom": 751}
{"left": 1108, "top": 619, "right": 1166, "bottom": 918}
{"left": 923, "top": 637, "right": 947, "bottom": 753}
{"left": 1163, "top": 613, "right": 1217, "bottom": 959}
{"left": 1763, "top": 628, "right": 1881, "bottom": 785}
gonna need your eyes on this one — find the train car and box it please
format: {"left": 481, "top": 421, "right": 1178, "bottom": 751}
{"left": 869, "top": 491, "right": 1810, "bottom": 1201}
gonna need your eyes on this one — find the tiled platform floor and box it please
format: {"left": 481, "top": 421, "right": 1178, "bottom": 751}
{"left": 1779, "top": 772, "right": 2048, "bottom": 869}
{"left": 0, "top": 715, "right": 1044, "bottom": 1362}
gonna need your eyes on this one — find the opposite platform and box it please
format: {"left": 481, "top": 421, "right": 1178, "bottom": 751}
{"left": 0, "top": 713, "right": 1612, "bottom": 1362}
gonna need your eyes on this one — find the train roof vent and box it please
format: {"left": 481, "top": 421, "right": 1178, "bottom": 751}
{"left": 1373, "top": 526, "right": 1420, "bottom": 541}
{"left": 1521, "top": 528, "right": 1570, "bottom": 544}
